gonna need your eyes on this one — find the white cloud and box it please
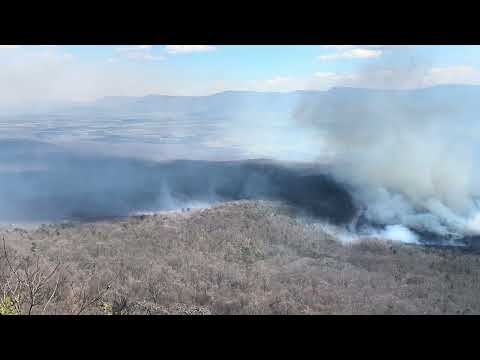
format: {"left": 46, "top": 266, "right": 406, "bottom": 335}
{"left": 114, "top": 45, "right": 164, "bottom": 61}
{"left": 116, "top": 45, "right": 153, "bottom": 52}
{"left": 244, "top": 72, "right": 358, "bottom": 92}
{"left": 322, "top": 45, "right": 380, "bottom": 50}
{"left": 314, "top": 71, "right": 358, "bottom": 82}
{"left": 319, "top": 48, "right": 383, "bottom": 61}
{"left": 245, "top": 65, "right": 480, "bottom": 93}
{"left": 246, "top": 75, "right": 304, "bottom": 92}
{"left": 313, "top": 71, "right": 338, "bottom": 78}
{"left": 318, "top": 45, "right": 417, "bottom": 61}
{"left": 124, "top": 52, "right": 165, "bottom": 61}
{"left": 314, "top": 65, "right": 480, "bottom": 90}
{"left": 0, "top": 44, "right": 478, "bottom": 110}
{"left": 0, "top": 45, "right": 21, "bottom": 49}
{"left": 264, "top": 76, "right": 293, "bottom": 86}
{"left": 165, "top": 45, "right": 216, "bottom": 54}
{"left": 427, "top": 65, "right": 480, "bottom": 83}
{"left": 62, "top": 53, "right": 74, "bottom": 61}
{"left": 33, "top": 50, "right": 74, "bottom": 62}
{"left": 0, "top": 45, "right": 207, "bottom": 108}
{"left": 322, "top": 45, "right": 414, "bottom": 50}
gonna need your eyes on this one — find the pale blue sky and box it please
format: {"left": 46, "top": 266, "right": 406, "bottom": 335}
{"left": 1, "top": 45, "right": 480, "bottom": 107}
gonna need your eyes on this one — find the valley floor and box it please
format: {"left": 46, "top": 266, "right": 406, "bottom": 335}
{"left": 2, "top": 200, "right": 480, "bottom": 315}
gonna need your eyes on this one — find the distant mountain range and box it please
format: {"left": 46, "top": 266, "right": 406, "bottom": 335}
{"left": 3, "top": 84, "right": 480, "bottom": 119}
{"left": 66, "top": 84, "right": 480, "bottom": 116}
{"left": 62, "top": 90, "right": 311, "bottom": 117}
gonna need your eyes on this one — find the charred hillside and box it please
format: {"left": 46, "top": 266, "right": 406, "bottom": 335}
{"left": 0, "top": 139, "right": 357, "bottom": 223}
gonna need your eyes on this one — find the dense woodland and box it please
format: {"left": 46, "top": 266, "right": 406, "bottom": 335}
{"left": 2, "top": 200, "right": 480, "bottom": 315}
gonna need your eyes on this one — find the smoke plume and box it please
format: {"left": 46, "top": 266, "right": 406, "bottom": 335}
{"left": 0, "top": 139, "right": 356, "bottom": 224}
{"left": 295, "top": 85, "right": 480, "bottom": 239}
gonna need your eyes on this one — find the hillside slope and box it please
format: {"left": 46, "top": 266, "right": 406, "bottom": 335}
{"left": 2, "top": 200, "right": 480, "bottom": 315}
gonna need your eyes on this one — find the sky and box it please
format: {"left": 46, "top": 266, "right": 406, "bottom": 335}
{"left": 1, "top": 45, "right": 480, "bottom": 108}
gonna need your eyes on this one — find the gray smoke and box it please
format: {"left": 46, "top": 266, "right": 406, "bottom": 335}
{"left": 4, "top": 79, "right": 480, "bottom": 245}
{"left": 0, "top": 139, "right": 356, "bottom": 224}
{"left": 295, "top": 85, "right": 480, "bottom": 239}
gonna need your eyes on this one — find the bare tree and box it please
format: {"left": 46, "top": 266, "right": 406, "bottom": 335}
{"left": 2, "top": 237, "right": 61, "bottom": 315}
{"left": 71, "top": 270, "right": 116, "bottom": 315}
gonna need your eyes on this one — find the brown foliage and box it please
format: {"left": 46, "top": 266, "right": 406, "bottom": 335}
{"left": 2, "top": 200, "right": 480, "bottom": 314}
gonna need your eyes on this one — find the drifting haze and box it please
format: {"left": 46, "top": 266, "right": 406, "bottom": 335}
{"left": 2, "top": 45, "right": 480, "bottom": 243}
{"left": 3, "top": 84, "right": 480, "bottom": 242}
{"left": 2, "top": 45, "right": 480, "bottom": 111}
{"left": 295, "top": 86, "right": 480, "bottom": 238}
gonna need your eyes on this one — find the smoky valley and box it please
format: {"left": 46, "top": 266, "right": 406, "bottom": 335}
{"left": 2, "top": 86, "right": 480, "bottom": 315}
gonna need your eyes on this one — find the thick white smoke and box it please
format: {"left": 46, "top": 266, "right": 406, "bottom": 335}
{"left": 297, "top": 87, "right": 480, "bottom": 239}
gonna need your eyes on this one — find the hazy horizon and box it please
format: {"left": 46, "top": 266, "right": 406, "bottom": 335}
{"left": 3, "top": 45, "right": 480, "bottom": 242}
{"left": 2, "top": 45, "right": 480, "bottom": 109}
